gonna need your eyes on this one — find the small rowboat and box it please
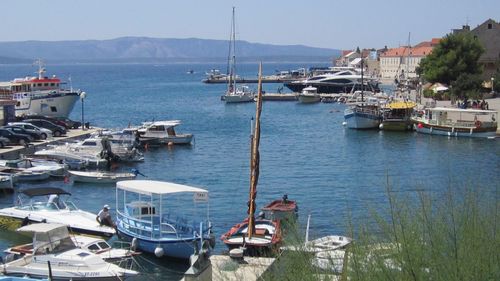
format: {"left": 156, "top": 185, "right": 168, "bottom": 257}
{"left": 68, "top": 170, "right": 137, "bottom": 184}
{"left": 261, "top": 194, "right": 298, "bottom": 221}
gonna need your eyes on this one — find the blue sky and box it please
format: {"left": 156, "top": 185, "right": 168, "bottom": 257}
{"left": 2, "top": 0, "right": 498, "bottom": 50}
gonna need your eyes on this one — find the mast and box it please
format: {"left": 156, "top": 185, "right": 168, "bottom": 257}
{"left": 247, "top": 62, "right": 263, "bottom": 239}
{"left": 360, "top": 58, "right": 364, "bottom": 102}
{"left": 227, "top": 7, "right": 236, "bottom": 93}
{"left": 406, "top": 32, "right": 411, "bottom": 101}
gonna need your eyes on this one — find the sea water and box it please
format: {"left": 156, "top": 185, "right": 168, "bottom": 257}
{"left": 0, "top": 63, "right": 498, "bottom": 279}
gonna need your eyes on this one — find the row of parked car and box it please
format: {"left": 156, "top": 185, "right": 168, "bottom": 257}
{"left": 0, "top": 115, "right": 82, "bottom": 148}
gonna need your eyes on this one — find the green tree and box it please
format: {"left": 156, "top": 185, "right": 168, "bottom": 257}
{"left": 450, "top": 73, "right": 483, "bottom": 100}
{"left": 493, "top": 68, "right": 500, "bottom": 94}
{"left": 418, "top": 33, "right": 484, "bottom": 85}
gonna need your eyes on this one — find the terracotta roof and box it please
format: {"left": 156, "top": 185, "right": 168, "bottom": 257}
{"left": 380, "top": 46, "right": 434, "bottom": 57}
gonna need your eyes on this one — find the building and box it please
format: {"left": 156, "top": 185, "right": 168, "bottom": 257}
{"left": 379, "top": 39, "right": 439, "bottom": 82}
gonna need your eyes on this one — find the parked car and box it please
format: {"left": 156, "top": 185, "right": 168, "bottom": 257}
{"left": 7, "top": 122, "right": 52, "bottom": 139}
{"left": 54, "top": 117, "right": 82, "bottom": 129}
{"left": 2, "top": 125, "right": 44, "bottom": 140}
{"left": 0, "top": 137, "right": 9, "bottom": 148}
{"left": 23, "top": 119, "right": 66, "bottom": 137}
{"left": 0, "top": 128, "right": 33, "bottom": 146}
{"left": 18, "top": 115, "right": 68, "bottom": 129}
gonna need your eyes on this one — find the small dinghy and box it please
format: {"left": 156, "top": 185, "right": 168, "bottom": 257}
{"left": 68, "top": 169, "right": 143, "bottom": 184}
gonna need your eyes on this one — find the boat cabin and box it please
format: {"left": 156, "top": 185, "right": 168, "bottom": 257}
{"left": 15, "top": 187, "right": 77, "bottom": 211}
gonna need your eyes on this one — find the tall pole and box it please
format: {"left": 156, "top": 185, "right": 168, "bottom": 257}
{"left": 80, "top": 92, "right": 86, "bottom": 130}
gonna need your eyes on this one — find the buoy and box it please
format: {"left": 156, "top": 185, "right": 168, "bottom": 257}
{"left": 154, "top": 246, "right": 164, "bottom": 257}
{"left": 379, "top": 123, "right": 384, "bottom": 130}
{"left": 131, "top": 238, "right": 138, "bottom": 251}
{"left": 342, "top": 121, "right": 347, "bottom": 126}
{"left": 167, "top": 142, "right": 174, "bottom": 146}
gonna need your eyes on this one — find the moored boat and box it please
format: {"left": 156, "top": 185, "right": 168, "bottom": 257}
{"left": 0, "top": 60, "right": 80, "bottom": 118}
{"left": 0, "top": 187, "right": 115, "bottom": 237}
{"left": 261, "top": 194, "right": 298, "bottom": 222}
{"left": 221, "top": 63, "right": 283, "bottom": 256}
{"left": 68, "top": 170, "right": 138, "bottom": 184}
{"left": 136, "top": 120, "right": 193, "bottom": 145}
{"left": 297, "top": 86, "right": 321, "bottom": 103}
{"left": 115, "top": 180, "right": 214, "bottom": 259}
{"left": 1, "top": 223, "right": 137, "bottom": 280}
{"left": 412, "top": 107, "right": 498, "bottom": 138}
{"left": 379, "top": 101, "right": 417, "bottom": 131}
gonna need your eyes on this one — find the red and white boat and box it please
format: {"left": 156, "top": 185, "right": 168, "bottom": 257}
{"left": 0, "top": 59, "right": 81, "bottom": 118}
{"left": 261, "top": 194, "right": 298, "bottom": 221}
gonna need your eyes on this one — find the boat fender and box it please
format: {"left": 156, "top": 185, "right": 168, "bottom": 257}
{"left": 475, "top": 120, "right": 481, "bottom": 128}
{"left": 154, "top": 246, "right": 164, "bottom": 258}
{"left": 131, "top": 238, "right": 138, "bottom": 251}
{"left": 21, "top": 216, "right": 30, "bottom": 226}
{"left": 379, "top": 123, "right": 384, "bottom": 130}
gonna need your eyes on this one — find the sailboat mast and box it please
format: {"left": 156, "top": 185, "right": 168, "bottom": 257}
{"left": 247, "top": 62, "right": 263, "bottom": 239}
{"left": 227, "top": 7, "right": 236, "bottom": 93}
{"left": 406, "top": 32, "right": 411, "bottom": 101}
{"left": 361, "top": 58, "right": 364, "bottom": 102}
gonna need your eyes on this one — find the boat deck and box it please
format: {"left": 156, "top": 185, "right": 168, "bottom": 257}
{"left": 0, "top": 128, "right": 101, "bottom": 159}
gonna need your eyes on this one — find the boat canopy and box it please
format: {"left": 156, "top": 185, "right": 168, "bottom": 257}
{"left": 17, "top": 223, "right": 70, "bottom": 250}
{"left": 17, "top": 223, "right": 67, "bottom": 234}
{"left": 117, "top": 180, "right": 208, "bottom": 196}
{"left": 21, "top": 187, "right": 71, "bottom": 197}
{"left": 387, "top": 101, "right": 417, "bottom": 109}
{"left": 142, "top": 120, "right": 181, "bottom": 127}
{"left": 427, "top": 107, "right": 497, "bottom": 114}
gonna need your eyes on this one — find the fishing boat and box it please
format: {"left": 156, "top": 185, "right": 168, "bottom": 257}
{"left": 0, "top": 167, "right": 50, "bottom": 182}
{"left": 379, "top": 101, "right": 417, "bottom": 131}
{"left": 136, "top": 120, "right": 193, "bottom": 145}
{"left": 0, "top": 59, "right": 80, "bottom": 118}
{"left": 115, "top": 180, "right": 214, "bottom": 259}
{"left": 0, "top": 187, "right": 115, "bottom": 237}
{"left": 1, "top": 223, "right": 138, "bottom": 280}
{"left": 222, "top": 7, "right": 255, "bottom": 103}
{"left": 412, "top": 107, "right": 498, "bottom": 138}
{"left": 297, "top": 86, "right": 321, "bottom": 103}
{"left": 221, "top": 63, "right": 282, "bottom": 256}
{"left": 261, "top": 194, "right": 298, "bottom": 222}
{"left": 343, "top": 60, "right": 381, "bottom": 129}
{"left": 68, "top": 170, "right": 139, "bottom": 184}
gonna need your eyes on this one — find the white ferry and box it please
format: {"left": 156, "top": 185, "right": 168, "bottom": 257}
{"left": 0, "top": 60, "right": 81, "bottom": 118}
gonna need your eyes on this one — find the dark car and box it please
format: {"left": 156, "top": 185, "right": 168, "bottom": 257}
{"left": 0, "top": 128, "right": 32, "bottom": 146}
{"left": 3, "top": 125, "right": 44, "bottom": 140}
{"left": 18, "top": 115, "right": 69, "bottom": 129}
{"left": 23, "top": 119, "right": 66, "bottom": 137}
{"left": 54, "top": 117, "right": 82, "bottom": 129}
{"left": 0, "top": 137, "right": 9, "bottom": 148}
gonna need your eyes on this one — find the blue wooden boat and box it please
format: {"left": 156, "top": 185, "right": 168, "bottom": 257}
{"left": 115, "top": 180, "right": 214, "bottom": 259}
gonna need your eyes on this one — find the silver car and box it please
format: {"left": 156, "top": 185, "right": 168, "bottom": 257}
{"left": 8, "top": 122, "right": 53, "bottom": 140}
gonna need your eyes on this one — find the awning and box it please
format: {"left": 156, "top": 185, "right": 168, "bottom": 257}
{"left": 117, "top": 180, "right": 208, "bottom": 196}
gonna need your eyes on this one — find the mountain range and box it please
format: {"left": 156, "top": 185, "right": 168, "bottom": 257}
{"left": 0, "top": 37, "right": 340, "bottom": 63}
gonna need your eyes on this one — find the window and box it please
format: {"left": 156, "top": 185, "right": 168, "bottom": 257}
{"left": 82, "top": 141, "right": 97, "bottom": 146}
{"left": 51, "top": 106, "right": 57, "bottom": 112}
{"left": 88, "top": 244, "right": 99, "bottom": 251}
{"left": 44, "top": 83, "right": 49, "bottom": 87}
{"left": 488, "top": 23, "right": 492, "bottom": 29}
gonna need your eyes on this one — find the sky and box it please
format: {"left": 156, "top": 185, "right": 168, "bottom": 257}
{"left": 2, "top": 0, "right": 499, "bottom": 50}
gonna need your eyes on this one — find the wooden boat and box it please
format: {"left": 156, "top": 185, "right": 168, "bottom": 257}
{"left": 221, "top": 63, "right": 282, "bottom": 256}
{"left": 412, "top": 107, "right": 498, "bottom": 138}
{"left": 379, "top": 101, "right": 417, "bottom": 131}
{"left": 261, "top": 194, "right": 298, "bottom": 221}
{"left": 68, "top": 170, "right": 137, "bottom": 184}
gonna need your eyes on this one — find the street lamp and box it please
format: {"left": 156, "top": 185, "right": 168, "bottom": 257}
{"left": 491, "top": 77, "right": 495, "bottom": 96}
{"left": 80, "top": 92, "right": 86, "bottom": 130}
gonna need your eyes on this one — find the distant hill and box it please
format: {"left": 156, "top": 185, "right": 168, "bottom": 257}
{"left": 0, "top": 56, "right": 31, "bottom": 64}
{"left": 0, "top": 37, "right": 340, "bottom": 63}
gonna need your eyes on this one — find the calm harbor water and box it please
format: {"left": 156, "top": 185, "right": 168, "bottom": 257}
{"left": 0, "top": 63, "right": 498, "bottom": 279}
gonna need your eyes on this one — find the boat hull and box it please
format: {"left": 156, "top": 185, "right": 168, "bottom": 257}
{"left": 15, "top": 91, "right": 80, "bottom": 118}
{"left": 298, "top": 94, "right": 321, "bottom": 103}
{"left": 117, "top": 228, "right": 201, "bottom": 259}
{"left": 69, "top": 171, "right": 136, "bottom": 184}
{"left": 224, "top": 94, "right": 254, "bottom": 103}
{"left": 140, "top": 134, "right": 193, "bottom": 145}
{"left": 414, "top": 123, "right": 497, "bottom": 138}
{"left": 285, "top": 82, "right": 379, "bottom": 94}
{"left": 380, "top": 120, "right": 413, "bottom": 131}
{"left": 344, "top": 110, "right": 380, "bottom": 129}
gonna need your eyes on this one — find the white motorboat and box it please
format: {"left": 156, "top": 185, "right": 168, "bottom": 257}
{"left": 412, "top": 107, "right": 498, "bottom": 138}
{"left": 0, "top": 60, "right": 80, "bottom": 118}
{"left": 0, "top": 158, "right": 67, "bottom": 177}
{"left": 0, "top": 187, "right": 115, "bottom": 237}
{"left": 6, "top": 233, "right": 140, "bottom": 263}
{"left": 68, "top": 170, "right": 138, "bottom": 184}
{"left": 297, "top": 86, "right": 321, "bottom": 103}
{"left": 224, "top": 85, "right": 255, "bottom": 103}
{"left": 0, "top": 167, "right": 50, "bottom": 182}
{"left": 2, "top": 223, "right": 137, "bottom": 280}
{"left": 137, "top": 120, "right": 193, "bottom": 145}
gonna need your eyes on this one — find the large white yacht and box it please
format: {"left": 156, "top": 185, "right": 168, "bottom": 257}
{"left": 285, "top": 70, "right": 380, "bottom": 93}
{"left": 0, "top": 60, "right": 81, "bottom": 118}
{"left": 0, "top": 187, "right": 115, "bottom": 237}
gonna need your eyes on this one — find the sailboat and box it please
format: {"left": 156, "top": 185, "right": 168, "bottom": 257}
{"left": 221, "top": 63, "right": 282, "bottom": 255}
{"left": 343, "top": 59, "right": 382, "bottom": 129}
{"left": 222, "top": 7, "right": 255, "bottom": 103}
